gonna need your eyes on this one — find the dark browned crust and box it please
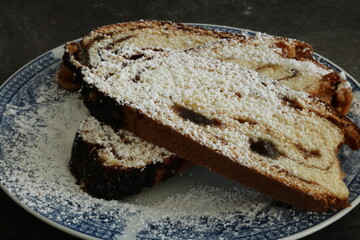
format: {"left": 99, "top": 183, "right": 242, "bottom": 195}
{"left": 56, "top": 62, "right": 80, "bottom": 92}
{"left": 62, "top": 42, "right": 84, "bottom": 71}
{"left": 69, "top": 130, "right": 192, "bottom": 200}
{"left": 56, "top": 42, "right": 83, "bottom": 92}
{"left": 81, "top": 82, "right": 354, "bottom": 212}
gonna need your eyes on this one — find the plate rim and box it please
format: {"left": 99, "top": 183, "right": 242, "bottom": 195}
{"left": 0, "top": 22, "right": 359, "bottom": 240}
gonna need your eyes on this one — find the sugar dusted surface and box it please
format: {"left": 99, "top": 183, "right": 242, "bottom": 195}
{"left": 190, "top": 37, "right": 330, "bottom": 76}
{"left": 79, "top": 116, "right": 174, "bottom": 168}
{"left": 85, "top": 25, "right": 221, "bottom": 68}
{"left": 1, "top": 49, "right": 360, "bottom": 240}
{"left": 0, "top": 71, "right": 301, "bottom": 239}
{"left": 83, "top": 47, "right": 348, "bottom": 198}
{"left": 189, "top": 37, "right": 335, "bottom": 96}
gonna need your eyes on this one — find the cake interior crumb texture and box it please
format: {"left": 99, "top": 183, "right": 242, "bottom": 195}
{"left": 82, "top": 46, "right": 350, "bottom": 202}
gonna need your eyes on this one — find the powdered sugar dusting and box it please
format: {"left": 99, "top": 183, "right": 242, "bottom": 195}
{"left": 1, "top": 32, "right": 360, "bottom": 239}
{"left": 0, "top": 60, "right": 300, "bottom": 239}
{"left": 84, "top": 22, "right": 223, "bottom": 68}
{"left": 190, "top": 37, "right": 329, "bottom": 77}
{"left": 82, "top": 47, "right": 349, "bottom": 198}
{"left": 78, "top": 116, "right": 174, "bottom": 168}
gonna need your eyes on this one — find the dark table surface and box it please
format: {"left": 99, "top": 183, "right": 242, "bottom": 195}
{"left": 1, "top": 0, "right": 359, "bottom": 239}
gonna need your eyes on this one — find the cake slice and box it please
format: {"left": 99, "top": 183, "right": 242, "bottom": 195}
{"left": 56, "top": 20, "right": 351, "bottom": 114}
{"left": 70, "top": 116, "right": 192, "bottom": 200}
{"left": 80, "top": 47, "right": 360, "bottom": 212}
{"left": 188, "top": 37, "right": 352, "bottom": 114}
{"left": 58, "top": 20, "right": 355, "bottom": 207}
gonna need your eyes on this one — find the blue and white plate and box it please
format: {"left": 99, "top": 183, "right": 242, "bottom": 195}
{"left": 1, "top": 24, "right": 360, "bottom": 240}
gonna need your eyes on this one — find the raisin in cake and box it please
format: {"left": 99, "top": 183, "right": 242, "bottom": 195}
{"left": 70, "top": 116, "right": 191, "bottom": 199}
{"left": 80, "top": 47, "right": 360, "bottom": 212}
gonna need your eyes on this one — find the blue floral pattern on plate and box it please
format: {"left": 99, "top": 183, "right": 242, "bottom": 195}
{"left": 0, "top": 25, "right": 359, "bottom": 240}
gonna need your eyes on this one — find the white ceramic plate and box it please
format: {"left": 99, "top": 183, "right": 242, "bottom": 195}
{"left": 1, "top": 24, "right": 360, "bottom": 240}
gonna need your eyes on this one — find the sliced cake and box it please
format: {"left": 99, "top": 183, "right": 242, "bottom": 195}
{"left": 80, "top": 47, "right": 360, "bottom": 212}
{"left": 70, "top": 116, "right": 192, "bottom": 200}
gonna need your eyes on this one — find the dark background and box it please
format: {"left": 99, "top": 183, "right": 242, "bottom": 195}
{"left": 0, "top": 0, "right": 359, "bottom": 239}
